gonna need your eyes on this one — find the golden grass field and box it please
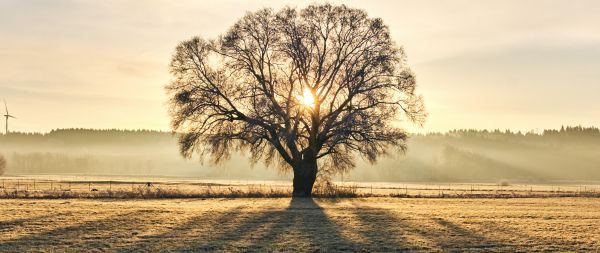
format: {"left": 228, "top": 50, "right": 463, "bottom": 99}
{"left": 1, "top": 197, "right": 599, "bottom": 252}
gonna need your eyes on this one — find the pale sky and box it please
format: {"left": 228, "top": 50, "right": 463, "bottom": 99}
{"left": 1, "top": 0, "right": 599, "bottom": 133}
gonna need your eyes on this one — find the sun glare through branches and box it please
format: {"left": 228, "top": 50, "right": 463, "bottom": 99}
{"left": 296, "top": 87, "right": 316, "bottom": 108}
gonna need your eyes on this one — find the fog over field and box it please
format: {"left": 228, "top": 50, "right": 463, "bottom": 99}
{"left": 1, "top": 126, "right": 598, "bottom": 183}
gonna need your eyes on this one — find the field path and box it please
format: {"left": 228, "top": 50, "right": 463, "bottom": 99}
{"left": 1, "top": 198, "right": 599, "bottom": 252}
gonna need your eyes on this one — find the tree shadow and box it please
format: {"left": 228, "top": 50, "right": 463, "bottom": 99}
{"left": 0, "top": 213, "right": 61, "bottom": 231}
{"left": 0, "top": 199, "right": 528, "bottom": 252}
{"left": 273, "top": 197, "right": 365, "bottom": 251}
{"left": 0, "top": 210, "right": 164, "bottom": 252}
{"left": 348, "top": 207, "right": 426, "bottom": 251}
{"left": 118, "top": 206, "right": 246, "bottom": 252}
{"left": 349, "top": 205, "right": 515, "bottom": 251}
{"left": 117, "top": 198, "right": 380, "bottom": 252}
{"left": 431, "top": 217, "right": 512, "bottom": 250}
{"left": 158, "top": 198, "right": 366, "bottom": 252}
{"left": 123, "top": 198, "right": 499, "bottom": 252}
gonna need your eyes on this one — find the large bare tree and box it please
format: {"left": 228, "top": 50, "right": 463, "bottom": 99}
{"left": 167, "top": 4, "right": 426, "bottom": 197}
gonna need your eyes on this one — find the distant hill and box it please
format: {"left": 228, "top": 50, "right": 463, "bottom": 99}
{"left": 0, "top": 126, "right": 599, "bottom": 183}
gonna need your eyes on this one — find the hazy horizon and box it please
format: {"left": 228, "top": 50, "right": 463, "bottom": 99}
{"left": 1, "top": 0, "right": 599, "bottom": 134}
{"left": 1, "top": 3, "right": 600, "bottom": 251}
{"left": 2, "top": 127, "right": 599, "bottom": 182}
{"left": 3, "top": 125, "right": 599, "bottom": 136}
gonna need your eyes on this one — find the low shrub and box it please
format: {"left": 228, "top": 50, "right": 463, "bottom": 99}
{"left": 312, "top": 181, "right": 358, "bottom": 198}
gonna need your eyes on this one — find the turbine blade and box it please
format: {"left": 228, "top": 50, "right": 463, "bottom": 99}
{"left": 3, "top": 98, "right": 6, "bottom": 114}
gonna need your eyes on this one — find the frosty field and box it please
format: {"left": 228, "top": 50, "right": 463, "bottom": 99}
{"left": 1, "top": 197, "right": 599, "bottom": 252}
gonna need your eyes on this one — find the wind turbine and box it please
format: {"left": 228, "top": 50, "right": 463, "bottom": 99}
{"left": 3, "top": 99, "right": 16, "bottom": 135}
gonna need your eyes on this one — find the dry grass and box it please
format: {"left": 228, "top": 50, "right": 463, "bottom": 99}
{"left": 0, "top": 186, "right": 287, "bottom": 199}
{"left": 0, "top": 177, "right": 362, "bottom": 199}
{"left": 4, "top": 176, "right": 600, "bottom": 198}
{"left": 1, "top": 197, "right": 599, "bottom": 252}
{"left": 0, "top": 184, "right": 360, "bottom": 199}
{"left": 2, "top": 183, "right": 600, "bottom": 199}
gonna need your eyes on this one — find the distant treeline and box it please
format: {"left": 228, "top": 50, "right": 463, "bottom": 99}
{"left": 0, "top": 128, "right": 175, "bottom": 147}
{"left": 0, "top": 126, "right": 599, "bottom": 182}
{"left": 1, "top": 126, "right": 598, "bottom": 145}
{"left": 441, "top": 126, "right": 600, "bottom": 143}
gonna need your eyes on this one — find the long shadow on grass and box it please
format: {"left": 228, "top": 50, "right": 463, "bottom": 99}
{"left": 431, "top": 217, "right": 512, "bottom": 250}
{"left": 121, "top": 198, "right": 379, "bottom": 252}
{"left": 0, "top": 210, "right": 160, "bottom": 251}
{"left": 176, "top": 198, "right": 365, "bottom": 252}
{"left": 0, "top": 213, "right": 61, "bottom": 231}
{"left": 350, "top": 206, "right": 513, "bottom": 251}
{"left": 348, "top": 207, "right": 425, "bottom": 251}
{"left": 117, "top": 206, "right": 247, "bottom": 252}
{"left": 124, "top": 199, "right": 517, "bottom": 252}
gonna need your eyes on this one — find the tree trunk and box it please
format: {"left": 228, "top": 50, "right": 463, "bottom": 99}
{"left": 292, "top": 156, "right": 318, "bottom": 197}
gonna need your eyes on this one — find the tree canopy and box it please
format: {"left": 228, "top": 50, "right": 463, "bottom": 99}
{"left": 167, "top": 4, "right": 426, "bottom": 196}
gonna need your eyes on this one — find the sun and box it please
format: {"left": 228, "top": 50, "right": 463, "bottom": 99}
{"left": 296, "top": 87, "right": 315, "bottom": 108}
